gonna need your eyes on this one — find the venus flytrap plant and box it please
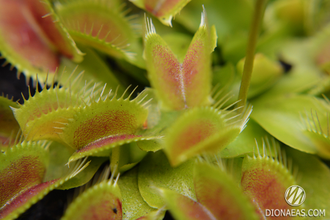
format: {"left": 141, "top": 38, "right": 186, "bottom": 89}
{"left": 160, "top": 138, "right": 302, "bottom": 220}
{"left": 0, "top": 0, "right": 83, "bottom": 81}
{"left": 1, "top": 0, "right": 330, "bottom": 220}
{"left": 44, "top": 142, "right": 107, "bottom": 190}
{"left": 11, "top": 71, "right": 105, "bottom": 143}
{"left": 163, "top": 103, "right": 252, "bottom": 166}
{"left": 144, "top": 7, "right": 216, "bottom": 110}
{"left": 192, "top": 160, "right": 259, "bottom": 220}
{"left": 59, "top": 86, "right": 161, "bottom": 163}
{"left": 159, "top": 156, "right": 259, "bottom": 220}
{"left": 61, "top": 166, "right": 122, "bottom": 220}
{"left": 241, "top": 138, "right": 300, "bottom": 220}
{"left": 0, "top": 141, "right": 91, "bottom": 220}
{"left": 144, "top": 8, "right": 252, "bottom": 166}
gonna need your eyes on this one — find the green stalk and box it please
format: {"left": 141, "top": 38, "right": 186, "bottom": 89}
{"left": 238, "top": 0, "right": 267, "bottom": 109}
{"left": 110, "top": 146, "right": 120, "bottom": 176}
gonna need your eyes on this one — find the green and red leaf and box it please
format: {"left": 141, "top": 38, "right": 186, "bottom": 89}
{"left": 61, "top": 96, "right": 149, "bottom": 149}
{"left": 56, "top": 92, "right": 162, "bottom": 162}
{"left": 62, "top": 180, "right": 122, "bottom": 220}
{"left": 0, "top": 141, "right": 91, "bottom": 220}
{"left": 144, "top": 8, "right": 216, "bottom": 110}
{"left": 163, "top": 106, "right": 251, "bottom": 166}
{"left": 0, "top": 142, "right": 49, "bottom": 209}
{"left": 241, "top": 140, "right": 297, "bottom": 219}
{"left": 0, "top": 0, "right": 83, "bottom": 79}
{"left": 1, "top": 179, "right": 59, "bottom": 220}
{"left": 12, "top": 85, "right": 84, "bottom": 142}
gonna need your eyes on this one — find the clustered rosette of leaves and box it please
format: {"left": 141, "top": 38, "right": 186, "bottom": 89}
{"left": 1, "top": 0, "right": 330, "bottom": 219}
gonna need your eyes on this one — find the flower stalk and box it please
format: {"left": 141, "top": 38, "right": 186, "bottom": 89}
{"left": 238, "top": 0, "right": 267, "bottom": 109}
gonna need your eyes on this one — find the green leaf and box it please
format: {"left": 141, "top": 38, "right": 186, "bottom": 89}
{"left": 0, "top": 96, "right": 20, "bottom": 148}
{"left": 131, "top": 0, "right": 191, "bottom": 26}
{"left": 61, "top": 180, "right": 122, "bottom": 220}
{"left": 251, "top": 94, "right": 330, "bottom": 157}
{"left": 44, "top": 142, "right": 106, "bottom": 190}
{"left": 300, "top": 100, "right": 330, "bottom": 158}
{"left": 138, "top": 151, "right": 196, "bottom": 208}
{"left": 43, "top": 141, "right": 75, "bottom": 182}
{"left": 136, "top": 140, "right": 163, "bottom": 152}
{"left": 118, "top": 167, "right": 164, "bottom": 220}
{"left": 0, "top": 0, "right": 83, "bottom": 80}
{"left": 110, "top": 143, "right": 148, "bottom": 175}
{"left": 163, "top": 106, "right": 251, "bottom": 166}
{"left": 144, "top": 8, "right": 216, "bottom": 110}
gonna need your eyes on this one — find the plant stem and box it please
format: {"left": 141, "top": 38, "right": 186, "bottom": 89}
{"left": 238, "top": 0, "right": 267, "bottom": 109}
{"left": 110, "top": 146, "right": 120, "bottom": 176}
